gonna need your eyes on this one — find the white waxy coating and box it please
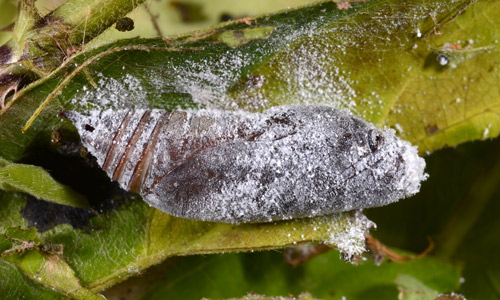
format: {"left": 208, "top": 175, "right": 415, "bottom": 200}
{"left": 66, "top": 105, "right": 427, "bottom": 223}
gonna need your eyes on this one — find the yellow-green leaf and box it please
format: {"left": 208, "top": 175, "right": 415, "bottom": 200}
{"left": 3, "top": 249, "right": 104, "bottom": 300}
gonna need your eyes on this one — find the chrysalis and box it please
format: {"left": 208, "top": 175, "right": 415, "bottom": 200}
{"left": 65, "top": 105, "right": 427, "bottom": 223}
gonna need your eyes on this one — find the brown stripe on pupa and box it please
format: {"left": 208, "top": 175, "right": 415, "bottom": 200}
{"left": 112, "top": 111, "right": 152, "bottom": 183}
{"left": 128, "top": 111, "right": 173, "bottom": 193}
{"left": 102, "top": 110, "right": 133, "bottom": 173}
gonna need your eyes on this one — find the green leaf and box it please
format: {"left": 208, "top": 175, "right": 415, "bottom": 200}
{"left": 44, "top": 203, "right": 371, "bottom": 291}
{"left": 0, "top": 191, "right": 28, "bottom": 230}
{"left": 0, "top": 259, "right": 65, "bottom": 300}
{"left": 0, "top": 189, "right": 370, "bottom": 294}
{"left": 4, "top": 226, "right": 39, "bottom": 242}
{"left": 0, "top": 0, "right": 17, "bottom": 45}
{"left": 102, "top": 250, "right": 461, "bottom": 300}
{"left": 0, "top": 221, "right": 102, "bottom": 299}
{"left": 3, "top": 249, "right": 105, "bottom": 300}
{"left": 396, "top": 274, "right": 439, "bottom": 300}
{"left": 0, "top": 234, "right": 12, "bottom": 253}
{"left": 0, "top": 157, "right": 90, "bottom": 208}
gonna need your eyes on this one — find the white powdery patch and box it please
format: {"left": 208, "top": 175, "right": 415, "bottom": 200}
{"left": 70, "top": 14, "right": 336, "bottom": 112}
{"left": 72, "top": 73, "right": 146, "bottom": 110}
{"left": 234, "top": 0, "right": 454, "bottom": 117}
{"left": 273, "top": 41, "right": 358, "bottom": 109}
{"left": 170, "top": 52, "right": 251, "bottom": 109}
{"left": 398, "top": 138, "right": 429, "bottom": 196}
{"left": 322, "top": 211, "right": 375, "bottom": 259}
{"left": 69, "top": 0, "right": 453, "bottom": 116}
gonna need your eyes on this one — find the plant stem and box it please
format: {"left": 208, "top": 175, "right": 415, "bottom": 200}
{"left": 0, "top": 0, "right": 146, "bottom": 105}
{"left": 50, "top": 0, "right": 147, "bottom": 47}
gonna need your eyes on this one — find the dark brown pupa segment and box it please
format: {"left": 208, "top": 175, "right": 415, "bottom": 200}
{"left": 66, "top": 105, "right": 427, "bottom": 223}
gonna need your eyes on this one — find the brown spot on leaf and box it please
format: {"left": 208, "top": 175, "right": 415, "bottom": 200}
{"left": 116, "top": 17, "right": 135, "bottom": 32}
{"left": 425, "top": 124, "right": 439, "bottom": 135}
{"left": 233, "top": 30, "right": 244, "bottom": 39}
{"left": 219, "top": 12, "right": 234, "bottom": 22}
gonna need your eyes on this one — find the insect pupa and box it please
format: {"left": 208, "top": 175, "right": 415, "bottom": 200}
{"left": 65, "top": 105, "right": 427, "bottom": 223}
